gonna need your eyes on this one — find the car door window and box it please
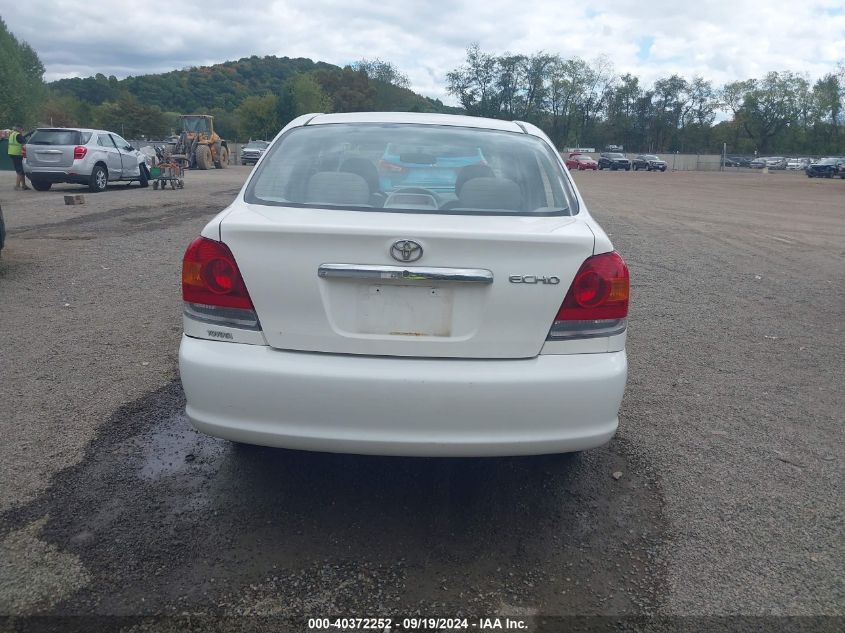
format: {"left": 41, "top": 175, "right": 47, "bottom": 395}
{"left": 111, "top": 134, "right": 140, "bottom": 178}
{"left": 111, "top": 134, "right": 131, "bottom": 151}
{"left": 98, "top": 134, "right": 116, "bottom": 148}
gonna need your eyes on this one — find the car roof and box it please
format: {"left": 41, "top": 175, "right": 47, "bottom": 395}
{"left": 35, "top": 127, "right": 108, "bottom": 134}
{"left": 306, "top": 112, "right": 525, "bottom": 133}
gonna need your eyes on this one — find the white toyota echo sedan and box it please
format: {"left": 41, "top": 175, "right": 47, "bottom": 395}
{"left": 179, "top": 112, "right": 629, "bottom": 457}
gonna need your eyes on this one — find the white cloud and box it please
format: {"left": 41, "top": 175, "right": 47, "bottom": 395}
{"left": 4, "top": 0, "right": 845, "bottom": 103}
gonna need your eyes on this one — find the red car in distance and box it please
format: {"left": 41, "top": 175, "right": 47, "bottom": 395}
{"left": 565, "top": 154, "right": 598, "bottom": 171}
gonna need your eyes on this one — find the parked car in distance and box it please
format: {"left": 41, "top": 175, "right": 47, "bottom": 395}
{"left": 565, "top": 154, "right": 598, "bottom": 170}
{"left": 179, "top": 111, "right": 629, "bottom": 457}
{"left": 631, "top": 154, "right": 667, "bottom": 172}
{"left": 806, "top": 157, "right": 845, "bottom": 178}
{"left": 597, "top": 152, "right": 631, "bottom": 171}
{"left": 724, "top": 156, "right": 756, "bottom": 168}
{"left": 785, "top": 158, "right": 803, "bottom": 170}
{"left": 765, "top": 157, "right": 786, "bottom": 169}
{"left": 240, "top": 140, "right": 269, "bottom": 165}
{"left": 749, "top": 157, "right": 766, "bottom": 169}
{"left": 23, "top": 128, "right": 149, "bottom": 192}
{"left": 726, "top": 156, "right": 752, "bottom": 168}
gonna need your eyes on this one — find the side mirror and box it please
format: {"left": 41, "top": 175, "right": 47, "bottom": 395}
{"left": 126, "top": 145, "right": 134, "bottom": 151}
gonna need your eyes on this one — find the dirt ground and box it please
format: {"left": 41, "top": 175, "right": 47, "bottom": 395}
{"left": 0, "top": 167, "right": 842, "bottom": 631}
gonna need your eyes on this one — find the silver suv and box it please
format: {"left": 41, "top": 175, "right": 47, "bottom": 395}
{"left": 24, "top": 128, "right": 149, "bottom": 192}
{"left": 240, "top": 140, "right": 269, "bottom": 165}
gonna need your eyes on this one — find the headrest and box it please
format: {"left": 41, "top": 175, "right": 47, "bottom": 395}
{"left": 454, "top": 163, "right": 494, "bottom": 195}
{"left": 305, "top": 171, "right": 370, "bottom": 206}
{"left": 340, "top": 158, "right": 379, "bottom": 194}
{"left": 458, "top": 177, "right": 522, "bottom": 211}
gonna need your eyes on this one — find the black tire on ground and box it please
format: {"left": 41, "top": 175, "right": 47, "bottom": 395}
{"left": 215, "top": 147, "right": 229, "bottom": 169}
{"left": 30, "top": 180, "right": 52, "bottom": 191}
{"left": 89, "top": 165, "right": 108, "bottom": 192}
{"left": 598, "top": 164, "right": 603, "bottom": 170}
{"left": 195, "top": 145, "right": 212, "bottom": 170}
{"left": 139, "top": 164, "right": 149, "bottom": 187}
{"left": 625, "top": 166, "right": 631, "bottom": 171}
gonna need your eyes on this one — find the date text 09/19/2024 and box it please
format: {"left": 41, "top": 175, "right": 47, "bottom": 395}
{"left": 307, "top": 617, "right": 529, "bottom": 630}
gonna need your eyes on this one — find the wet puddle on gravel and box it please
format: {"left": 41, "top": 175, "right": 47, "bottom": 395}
{"left": 1, "top": 380, "right": 668, "bottom": 621}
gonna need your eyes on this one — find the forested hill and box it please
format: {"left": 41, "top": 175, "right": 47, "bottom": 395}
{"left": 48, "top": 55, "right": 449, "bottom": 114}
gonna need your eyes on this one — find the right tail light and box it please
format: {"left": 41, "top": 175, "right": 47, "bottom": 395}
{"left": 548, "top": 251, "right": 629, "bottom": 340}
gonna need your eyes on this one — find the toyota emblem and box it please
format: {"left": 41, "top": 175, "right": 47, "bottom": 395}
{"left": 390, "top": 240, "right": 423, "bottom": 262}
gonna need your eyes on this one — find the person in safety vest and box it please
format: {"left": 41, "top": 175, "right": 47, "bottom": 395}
{"left": 5, "top": 125, "right": 30, "bottom": 190}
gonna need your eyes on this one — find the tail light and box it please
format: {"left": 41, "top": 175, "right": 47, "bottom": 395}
{"left": 182, "top": 236, "right": 260, "bottom": 330}
{"left": 73, "top": 146, "right": 87, "bottom": 160}
{"left": 548, "top": 251, "right": 629, "bottom": 340}
{"left": 378, "top": 160, "right": 407, "bottom": 174}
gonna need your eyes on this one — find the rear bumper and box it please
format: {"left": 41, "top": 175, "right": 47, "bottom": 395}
{"left": 24, "top": 167, "right": 88, "bottom": 184}
{"left": 179, "top": 336, "right": 627, "bottom": 457}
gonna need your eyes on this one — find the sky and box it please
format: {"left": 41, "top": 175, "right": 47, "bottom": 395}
{"left": 4, "top": 0, "right": 845, "bottom": 103}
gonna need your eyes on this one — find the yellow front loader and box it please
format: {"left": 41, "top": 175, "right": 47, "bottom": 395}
{"left": 173, "top": 115, "right": 229, "bottom": 170}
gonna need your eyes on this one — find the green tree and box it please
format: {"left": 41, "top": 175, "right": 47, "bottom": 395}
{"left": 92, "top": 92, "right": 168, "bottom": 138}
{"left": 353, "top": 58, "right": 410, "bottom": 88}
{"left": 209, "top": 107, "right": 238, "bottom": 141}
{"left": 276, "top": 74, "right": 333, "bottom": 129}
{"left": 0, "top": 18, "right": 45, "bottom": 127}
{"left": 446, "top": 43, "right": 501, "bottom": 117}
{"left": 810, "top": 71, "right": 843, "bottom": 151}
{"left": 235, "top": 94, "right": 279, "bottom": 140}
{"left": 38, "top": 93, "right": 88, "bottom": 127}
{"left": 276, "top": 81, "right": 298, "bottom": 129}
{"left": 723, "top": 72, "right": 807, "bottom": 153}
{"left": 315, "top": 67, "right": 376, "bottom": 112}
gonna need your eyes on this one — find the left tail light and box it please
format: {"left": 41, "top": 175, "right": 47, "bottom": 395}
{"left": 547, "top": 251, "right": 629, "bottom": 339}
{"left": 378, "top": 159, "right": 408, "bottom": 174}
{"left": 182, "top": 236, "right": 260, "bottom": 330}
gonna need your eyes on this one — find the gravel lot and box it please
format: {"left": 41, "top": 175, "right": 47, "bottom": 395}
{"left": 0, "top": 167, "right": 842, "bottom": 630}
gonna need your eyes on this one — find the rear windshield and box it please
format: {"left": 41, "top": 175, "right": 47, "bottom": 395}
{"left": 606, "top": 153, "right": 624, "bottom": 158}
{"left": 28, "top": 129, "right": 87, "bottom": 146}
{"left": 245, "top": 123, "right": 576, "bottom": 216}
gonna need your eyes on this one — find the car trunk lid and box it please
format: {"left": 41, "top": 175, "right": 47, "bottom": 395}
{"left": 219, "top": 204, "right": 595, "bottom": 359}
